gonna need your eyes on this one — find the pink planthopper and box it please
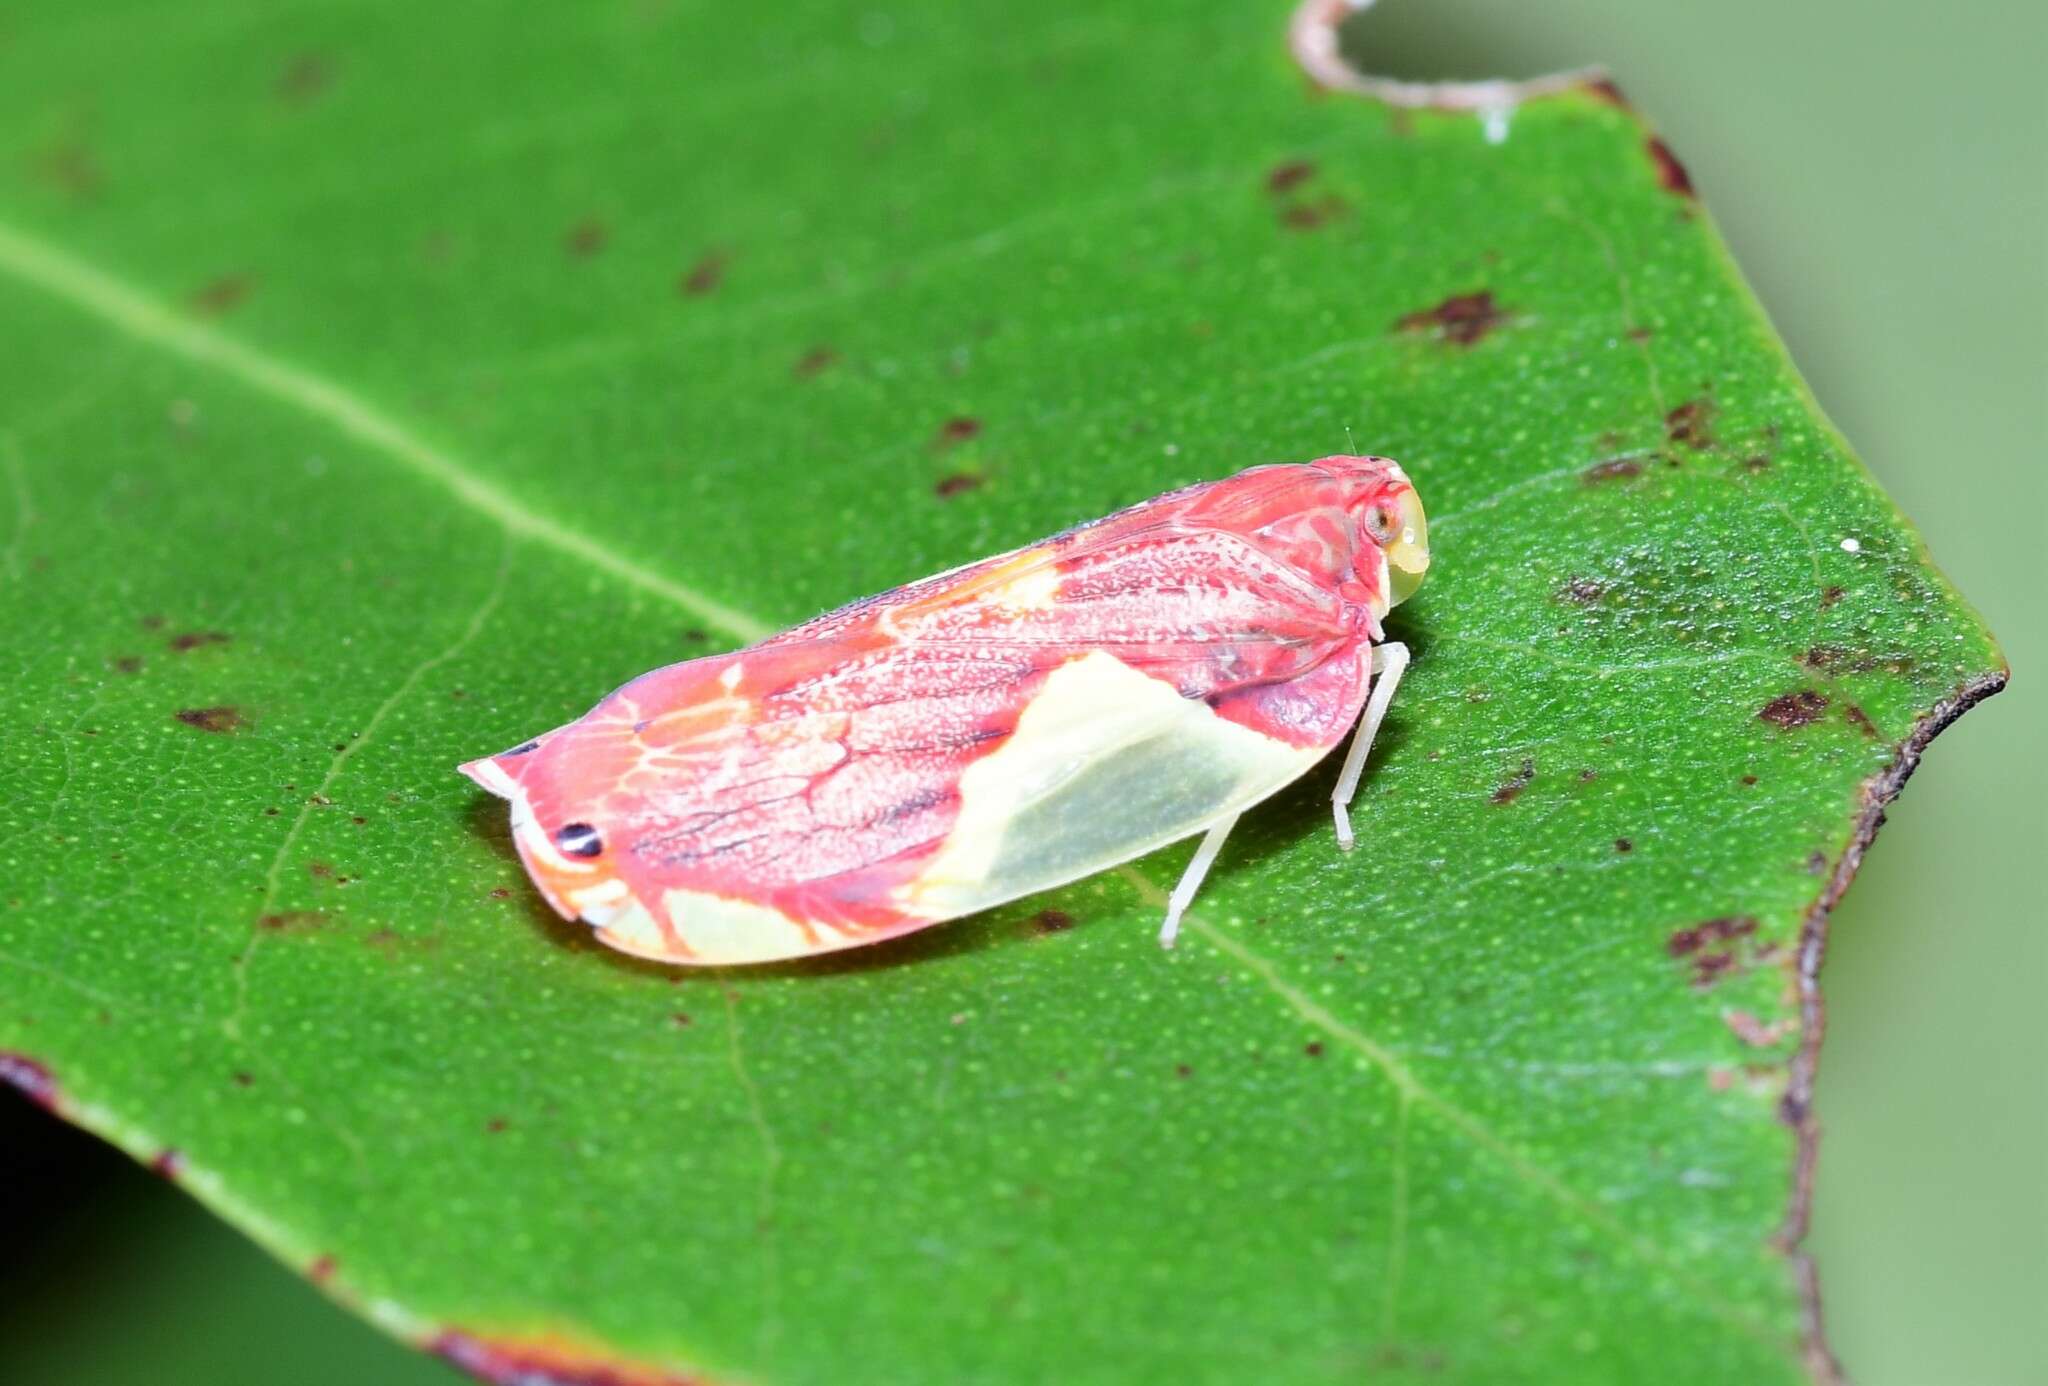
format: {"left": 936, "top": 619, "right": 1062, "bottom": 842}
{"left": 461, "top": 456, "right": 1429, "bottom": 965}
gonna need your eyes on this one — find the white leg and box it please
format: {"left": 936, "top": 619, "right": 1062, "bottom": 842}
{"left": 1331, "top": 641, "right": 1410, "bottom": 851}
{"left": 1158, "top": 813, "right": 1240, "bottom": 949}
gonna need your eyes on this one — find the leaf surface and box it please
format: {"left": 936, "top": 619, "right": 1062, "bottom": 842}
{"left": 0, "top": 2, "right": 2003, "bottom": 1382}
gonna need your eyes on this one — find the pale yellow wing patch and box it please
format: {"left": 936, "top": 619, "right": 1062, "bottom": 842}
{"left": 901, "top": 651, "right": 1327, "bottom": 919}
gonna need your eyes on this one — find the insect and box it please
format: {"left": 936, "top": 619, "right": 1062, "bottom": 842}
{"left": 462, "top": 456, "right": 1429, "bottom": 965}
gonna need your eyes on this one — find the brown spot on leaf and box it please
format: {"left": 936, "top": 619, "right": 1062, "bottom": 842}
{"left": 1843, "top": 704, "right": 1880, "bottom": 739}
{"left": 1557, "top": 578, "right": 1606, "bottom": 605}
{"left": 33, "top": 137, "right": 103, "bottom": 199}
{"left": 150, "top": 1148, "right": 186, "bottom": 1179}
{"left": 1304, "top": 1042, "right": 1325, "bottom": 1058}
{"left": 1668, "top": 916, "right": 1758, "bottom": 987}
{"left": 934, "top": 471, "right": 984, "bottom": 499}
{"left": 276, "top": 53, "right": 332, "bottom": 102}
{"left": 1664, "top": 399, "right": 1716, "bottom": 451}
{"left": 309, "top": 1254, "right": 338, "bottom": 1284}
{"left": 1614, "top": 838, "right": 1634, "bottom": 854}
{"left": 488, "top": 887, "right": 511, "bottom": 900}
{"left": 563, "top": 218, "right": 608, "bottom": 258}
{"left": 1490, "top": 758, "right": 1535, "bottom": 805}
{"left": 671, "top": 1012, "right": 693, "bottom": 1028}
{"left": 1668, "top": 916, "right": 1756, "bottom": 958}
{"left": 1174, "top": 1063, "right": 1193, "bottom": 1079}
{"left": 232, "top": 1071, "right": 254, "bottom": 1087}
{"left": 1581, "top": 77, "right": 1631, "bottom": 107}
{"left": 1280, "top": 194, "right": 1350, "bottom": 230}
{"left": 1741, "top": 454, "right": 1770, "bottom": 473}
{"left": 792, "top": 346, "right": 838, "bottom": 378}
{"left": 258, "top": 910, "right": 329, "bottom": 933}
{"left": 1740, "top": 774, "right": 1759, "bottom": 786}
{"left": 112, "top": 656, "right": 143, "bottom": 675}
{"left": 934, "top": 416, "right": 982, "bottom": 448}
{"left": 1759, "top": 691, "right": 1828, "bottom": 730}
{"left": 1820, "top": 585, "right": 1846, "bottom": 609}
{"left": 1797, "top": 644, "right": 1914, "bottom": 677}
{"left": 0, "top": 1052, "right": 59, "bottom": 1110}
{"left": 1646, "top": 137, "right": 1696, "bottom": 197}
{"left": 678, "top": 250, "right": 726, "bottom": 296}
{"left": 1397, "top": 291, "right": 1507, "bottom": 347}
{"left": 485, "top": 1117, "right": 508, "bottom": 1134}
{"left": 1032, "top": 909, "right": 1074, "bottom": 935}
{"left": 167, "top": 630, "right": 230, "bottom": 652}
{"left": 1581, "top": 455, "right": 1645, "bottom": 484}
{"left": 175, "top": 706, "right": 246, "bottom": 734}
{"left": 188, "top": 275, "right": 254, "bottom": 318}
{"left": 1724, "top": 1010, "right": 1793, "bottom": 1048}
{"left": 1265, "top": 159, "right": 1316, "bottom": 194}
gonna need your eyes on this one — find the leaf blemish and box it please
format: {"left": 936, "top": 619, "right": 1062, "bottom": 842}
{"left": 258, "top": 910, "right": 329, "bottom": 933}
{"left": 1798, "top": 644, "right": 1915, "bottom": 677}
{"left": 1842, "top": 704, "right": 1880, "bottom": 738}
{"left": 1264, "top": 159, "right": 1316, "bottom": 194}
{"left": 1581, "top": 76, "right": 1632, "bottom": 108}
{"left": 1723, "top": 1010, "right": 1793, "bottom": 1048}
{"left": 1490, "top": 758, "right": 1536, "bottom": 805}
{"left": 1397, "top": 291, "right": 1508, "bottom": 347}
{"left": 563, "top": 218, "right": 607, "bottom": 258}
{"left": 934, "top": 471, "right": 985, "bottom": 499}
{"left": 933, "top": 416, "right": 982, "bottom": 448}
{"left": 1758, "top": 690, "right": 1828, "bottom": 729}
{"left": 431, "top": 1330, "right": 699, "bottom": 1386}
{"left": 1031, "top": 909, "right": 1074, "bottom": 935}
{"left": 792, "top": 346, "right": 839, "bottom": 378}
{"left": 1581, "top": 455, "right": 1646, "bottom": 484}
{"left": 0, "top": 1052, "right": 60, "bottom": 1111}
{"left": 1646, "top": 136, "right": 1696, "bottom": 198}
{"left": 678, "top": 250, "right": 727, "bottom": 296}
{"left": 1666, "top": 916, "right": 1758, "bottom": 988}
{"left": 1280, "top": 194, "right": 1350, "bottom": 231}
{"left": 187, "top": 275, "right": 255, "bottom": 318}
{"left": 167, "top": 630, "right": 231, "bottom": 652}
{"left": 1557, "top": 577, "right": 1606, "bottom": 605}
{"left": 151, "top": 1148, "right": 186, "bottom": 1179}
{"left": 174, "top": 705, "right": 247, "bottom": 734}
{"left": 112, "top": 655, "right": 143, "bottom": 674}
{"left": 1664, "top": 399, "right": 1716, "bottom": 452}
{"left": 276, "top": 53, "right": 332, "bottom": 103}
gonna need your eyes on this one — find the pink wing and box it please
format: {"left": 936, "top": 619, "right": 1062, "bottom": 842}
{"left": 470, "top": 459, "right": 1406, "bottom": 959}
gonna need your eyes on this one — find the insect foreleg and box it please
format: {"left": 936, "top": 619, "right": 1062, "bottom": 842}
{"left": 1331, "top": 640, "right": 1410, "bottom": 851}
{"left": 1158, "top": 813, "right": 1241, "bottom": 949}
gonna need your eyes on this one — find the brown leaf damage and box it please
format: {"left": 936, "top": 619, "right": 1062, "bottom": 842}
{"left": 1397, "top": 291, "right": 1508, "bottom": 347}
{"left": 431, "top": 1330, "right": 711, "bottom": 1386}
{"left": 1776, "top": 668, "right": 2008, "bottom": 1386}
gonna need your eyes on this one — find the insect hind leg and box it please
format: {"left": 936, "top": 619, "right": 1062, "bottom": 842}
{"left": 1158, "top": 813, "right": 1240, "bottom": 949}
{"left": 1331, "top": 641, "right": 1409, "bottom": 851}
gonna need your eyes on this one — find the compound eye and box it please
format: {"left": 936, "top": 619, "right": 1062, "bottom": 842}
{"left": 555, "top": 822, "right": 604, "bottom": 858}
{"left": 1361, "top": 504, "right": 1397, "bottom": 546}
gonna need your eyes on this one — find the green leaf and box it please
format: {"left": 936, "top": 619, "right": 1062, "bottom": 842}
{"left": 0, "top": 2, "right": 2003, "bottom": 1382}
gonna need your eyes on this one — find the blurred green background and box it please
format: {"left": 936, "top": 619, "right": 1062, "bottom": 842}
{"left": 1, "top": 2, "right": 2038, "bottom": 1382}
